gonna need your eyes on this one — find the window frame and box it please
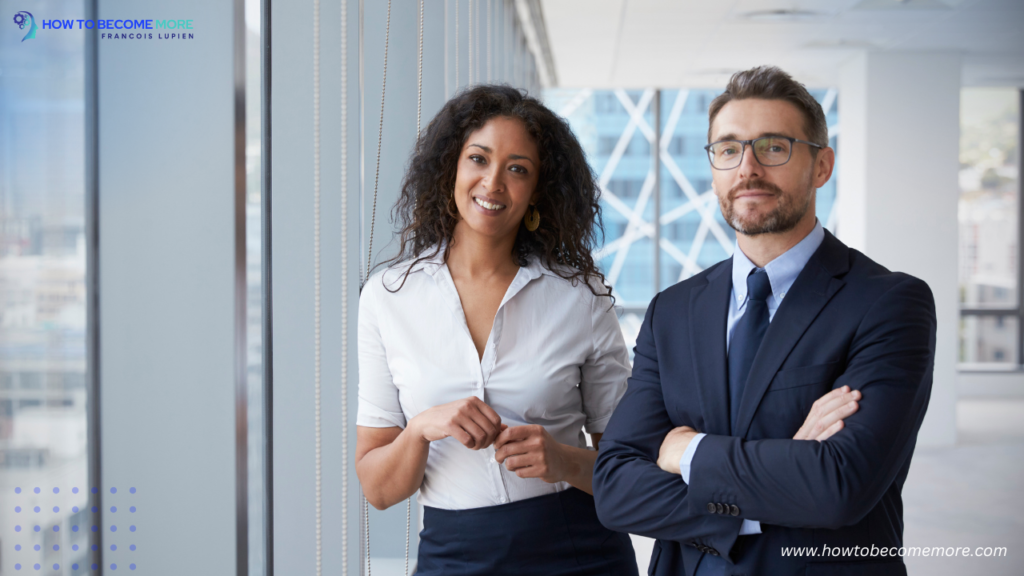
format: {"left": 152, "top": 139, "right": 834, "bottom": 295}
{"left": 958, "top": 89, "right": 1024, "bottom": 372}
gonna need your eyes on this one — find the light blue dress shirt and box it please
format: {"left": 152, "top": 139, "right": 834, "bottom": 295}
{"left": 678, "top": 220, "right": 825, "bottom": 536}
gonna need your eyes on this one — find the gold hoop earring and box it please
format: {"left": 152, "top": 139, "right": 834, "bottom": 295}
{"left": 524, "top": 205, "right": 540, "bottom": 232}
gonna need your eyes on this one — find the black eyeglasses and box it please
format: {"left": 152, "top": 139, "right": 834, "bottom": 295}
{"left": 704, "top": 136, "right": 823, "bottom": 170}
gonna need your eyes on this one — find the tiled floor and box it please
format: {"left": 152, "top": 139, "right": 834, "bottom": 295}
{"left": 901, "top": 399, "right": 1024, "bottom": 575}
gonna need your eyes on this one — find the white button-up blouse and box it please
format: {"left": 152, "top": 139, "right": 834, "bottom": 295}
{"left": 357, "top": 250, "right": 630, "bottom": 510}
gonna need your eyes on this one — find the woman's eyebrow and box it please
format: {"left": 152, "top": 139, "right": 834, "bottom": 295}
{"left": 509, "top": 154, "right": 535, "bottom": 166}
{"left": 467, "top": 143, "right": 536, "bottom": 166}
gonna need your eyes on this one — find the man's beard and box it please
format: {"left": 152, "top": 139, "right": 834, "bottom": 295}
{"left": 719, "top": 177, "right": 814, "bottom": 236}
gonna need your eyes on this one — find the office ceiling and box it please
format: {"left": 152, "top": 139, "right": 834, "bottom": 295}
{"left": 539, "top": 0, "right": 1024, "bottom": 88}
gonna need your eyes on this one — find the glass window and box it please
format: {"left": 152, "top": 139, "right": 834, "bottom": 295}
{"left": 244, "top": 0, "right": 265, "bottom": 572}
{"left": 1, "top": 2, "right": 90, "bottom": 573}
{"left": 958, "top": 88, "right": 1020, "bottom": 367}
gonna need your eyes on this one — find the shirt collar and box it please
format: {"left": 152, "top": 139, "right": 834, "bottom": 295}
{"left": 413, "top": 243, "right": 548, "bottom": 283}
{"left": 731, "top": 219, "right": 825, "bottom": 307}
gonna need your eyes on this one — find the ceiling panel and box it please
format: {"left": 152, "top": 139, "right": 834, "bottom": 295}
{"left": 540, "top": 0, "right": 1024, "bottom": 88}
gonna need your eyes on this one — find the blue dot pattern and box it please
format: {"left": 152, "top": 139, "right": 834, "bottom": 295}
{"left": 11, "top": 485, "right": 141, "bottom": 572}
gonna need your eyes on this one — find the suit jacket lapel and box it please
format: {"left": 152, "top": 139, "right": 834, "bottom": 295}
{"left": 734, "top": 231, "right": 850, "bottom": 438}
{"left": 689, "top": 262, "right": 732, "bottom": 436}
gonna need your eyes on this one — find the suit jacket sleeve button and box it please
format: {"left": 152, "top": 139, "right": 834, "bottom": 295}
{"left": 730, "top": 505, "right": 740, "bottom": 516}
{"left": 709, "top": 548, "right": 720, "bottom": 556}
{"left": 715, "top": 503, "right": 724, "bottom": 514}
{"left": 707, "top": 503, "right": 716, "bottom": 513}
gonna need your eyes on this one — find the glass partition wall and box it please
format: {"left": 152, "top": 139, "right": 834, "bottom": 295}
{"left": 0, "top": 1, "right": 91, "bottom": 574}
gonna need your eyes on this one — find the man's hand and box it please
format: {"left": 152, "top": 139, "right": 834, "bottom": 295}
{"left": 657, "top": 426, "right": 700, "bottom": 474}
{"left": 793, "top": 385, "right": 861, "bottom": 441}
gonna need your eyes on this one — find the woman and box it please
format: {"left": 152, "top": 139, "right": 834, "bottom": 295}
{"left": 356, "top": 85, "right": 638, "bottom": 575}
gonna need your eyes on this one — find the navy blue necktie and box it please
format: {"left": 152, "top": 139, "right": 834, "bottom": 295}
{"left": 728, "top": 269, "right": 772, "bottom": 435}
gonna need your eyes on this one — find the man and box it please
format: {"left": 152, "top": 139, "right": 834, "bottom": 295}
{"left": 593, "top": 66, "right": 936, "bottom": 576}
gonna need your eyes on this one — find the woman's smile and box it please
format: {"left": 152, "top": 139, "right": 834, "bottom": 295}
{"left": 473, "top": 195, "right": 507, "bottom": 212}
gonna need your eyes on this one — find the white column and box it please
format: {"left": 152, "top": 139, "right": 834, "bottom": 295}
{"left": 837, "top": 51, "right": 960, "bottom": 447}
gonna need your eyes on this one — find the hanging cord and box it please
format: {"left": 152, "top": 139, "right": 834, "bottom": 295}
{"left": 486, "top": 0, "right": 491, "bottom": 82}
{"left": 417, "top": 0, "right": 424, "bottom": 132}
{"left": 340, "top": 0, "right": 350, "bottom": 573}
{"left": 468, "top": 0, "right": 473, "bottom": 85}
{"left": 444, "top": 0, "right": 449, "bottom": 100}
{"left": 406, "top": 5, "right": 423, "bottom": 573}
{"left": 455, "top": 0, "right": 459, "bottom": 89}
{"left": 312, "top": 0, "right": 323, "bottom": 574}
{"left": 365, "top": 0, "right": 391, "bottom": 282}
{"left": 358, "top": 1, "right": 367, "bottom": 571}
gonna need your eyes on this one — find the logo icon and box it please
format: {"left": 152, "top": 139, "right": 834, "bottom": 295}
{"left": 13, "top": 11, "right": 38, "bottom": 41}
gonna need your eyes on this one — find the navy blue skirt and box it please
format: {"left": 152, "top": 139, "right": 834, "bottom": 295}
{"left": 417, "top": 488, "right": 638, "bottom": 576}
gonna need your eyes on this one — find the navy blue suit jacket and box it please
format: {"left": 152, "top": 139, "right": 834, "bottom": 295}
{"left": 593, "top": 231, "right": 936, "bottom": 576}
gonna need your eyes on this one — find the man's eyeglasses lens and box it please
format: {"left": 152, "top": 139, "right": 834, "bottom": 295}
{"left": 708, "top": 137, "right": 793, "bottom": 169}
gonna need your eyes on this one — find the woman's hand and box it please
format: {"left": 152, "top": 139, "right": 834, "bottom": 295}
{"left": 793, "top": 385, "right": 861, "bottom": 441}
{"left": 493, "top": 425, "right": 573, "bottom": 483}
{"left": 408, "top": 396, "right": 505, "bottom": 450}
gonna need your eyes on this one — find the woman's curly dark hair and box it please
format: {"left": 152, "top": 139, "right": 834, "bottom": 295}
{"left": 382, "top": 84, "right": 611, "bottom": 301}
